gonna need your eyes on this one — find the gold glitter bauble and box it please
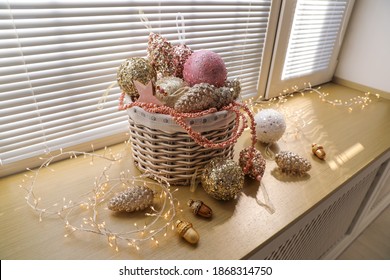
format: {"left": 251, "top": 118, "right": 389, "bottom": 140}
{"left": 117, "top": 57, "right": 156, "bottom": 100}
{"left": 201, "top": 158, "right": 244, "bottom": 200}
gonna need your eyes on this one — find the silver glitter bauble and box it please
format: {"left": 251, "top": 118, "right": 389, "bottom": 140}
{"left": 275, "top": 151, "right": 311, "bottom": 176}
{"left": 255, "top": 109, "right": 286, "bottom": 143}
{"left": 108, "top": 186, "right": 155, "bottom": 212}
{"left": 117, "top": 57, "right": 156, "bottom": 100}
{"left": 201, "top": 158, "right": 244, "bottom": 200}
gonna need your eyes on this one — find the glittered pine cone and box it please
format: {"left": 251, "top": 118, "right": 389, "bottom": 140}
{"left": 108, "top": 186, "right": 155, "bottom": 212}
{"left": 275, "top": 151, "right": 311, "bottom": 176}
{"left": 174, "top": 83, "right": 216, "bottom": 113}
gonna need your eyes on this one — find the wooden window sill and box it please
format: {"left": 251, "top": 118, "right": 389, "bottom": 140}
{"left": 1, "top": 82, "right": 389, "bottom": 260}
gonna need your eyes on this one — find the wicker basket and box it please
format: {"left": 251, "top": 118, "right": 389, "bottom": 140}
{"left": 127, "top": 106, "right": 236, "bottom": 186}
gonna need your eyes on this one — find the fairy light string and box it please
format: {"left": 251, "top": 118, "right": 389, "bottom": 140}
{"left": 21, "top": 147, "right": 178, "bottom": 251}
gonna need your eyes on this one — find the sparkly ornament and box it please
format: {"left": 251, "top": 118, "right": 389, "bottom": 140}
{"left": 275, "top": 151, "right": 311, "bottom": 176}
{"left": 183, "top": 50, "right": 227, "bottom": 87}
{"left": 255, "top": 109, "right": 286, "bottom": 143}
{"left": 107, "top": 185, "right": 155, "bottom": 212}
{"left": 239, "top": 147, "right": 266, "bottom": 181}
{"left": 176, "top": 220, "right": 200, "bottom": 244}
{"left": 117, "top": 57, "right": 156, "bottom": 101}
{"left": 172, "top": 44, "right": 193, "bottom": 78}
{"left": 147, "top": 32, "right": 174, "bottom": 77}
{"left": 187, "top": 199, "right": 213, "bottom": 218}
{"left": 224, "top": 78, "right": 241, "bottom": 99}
{"left": 155, "top": 76, "right": 187, "bottom": 107}
{"left": 201, "top": 158, "right": 244, "bottom": 200}
{"left": 174, "top": 83, "right": 216, "bottom": 113}
{"left": 133, "top": 80, "right": 163, "bottom": 106}
{"left": 312, "top": 143, "right": 326, "bottom": 160}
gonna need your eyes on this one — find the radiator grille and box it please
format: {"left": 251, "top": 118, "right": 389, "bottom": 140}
{"left": 263, "top": 167, "right": 379, "bottom": 260}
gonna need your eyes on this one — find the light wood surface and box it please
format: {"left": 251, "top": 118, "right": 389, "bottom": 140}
{"left": 1, "top": 83, "right": 389, "bottom": 260}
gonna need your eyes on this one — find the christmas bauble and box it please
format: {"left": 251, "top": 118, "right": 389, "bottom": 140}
{"left": 117, "top": 57, "right": 156, "bottom": 100}
{"left": 255, "top": 109, "right": 286, "bottom": 143}
{"left": 201, "top": 158, "right": 244, "bottom": 200}
{"left": 183, "top": 50, "right": 227, "bottom": 87}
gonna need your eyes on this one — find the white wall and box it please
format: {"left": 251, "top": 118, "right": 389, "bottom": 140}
{"left": 335, "top": 0, "right": 390, "bottom": 94}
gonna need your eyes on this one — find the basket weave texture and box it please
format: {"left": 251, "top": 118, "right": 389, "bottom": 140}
{"left": 128, "top": 106, "right": 236, "bottom": 186}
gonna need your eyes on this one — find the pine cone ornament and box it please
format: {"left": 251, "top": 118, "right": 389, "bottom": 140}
{"left": 213, "top": 86, "right": 237, "bottom": 109}
{"left": 108, "top": 186, "right": 155, "bottom": 212}
{"left": 224, "top": 78, "right": 241, "bottom": 100}
{"left": 275, "top": 151, "right": 311, "bottom": 176}
{"left": 147, "top": 32, "right": 174, "bottom": 77}
{"left": 174, "top": 83, "right": 216, "bottom": 113}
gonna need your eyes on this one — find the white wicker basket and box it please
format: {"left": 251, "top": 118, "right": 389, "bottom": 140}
{"left": 127, "top": 106, "right": 236, "bottom": 186}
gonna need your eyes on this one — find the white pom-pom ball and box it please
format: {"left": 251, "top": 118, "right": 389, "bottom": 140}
{"left": 255, "top": 109, "right": 286, "bottom": 143}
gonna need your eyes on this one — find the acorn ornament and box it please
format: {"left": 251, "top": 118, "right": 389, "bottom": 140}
{"left": 108, "top": 185, "right": 155, "bottom": 212}
{"left": 187, "top": 199, "right": 212, "bottom": 218}
{"left": 175, "top": 220, "right": 200, "bottom": 244}
{"left": 312, "top": 143, "right": 326, "bottom": 160}
{"left": 275, "top": 151, "right": 311, "bottom": 176}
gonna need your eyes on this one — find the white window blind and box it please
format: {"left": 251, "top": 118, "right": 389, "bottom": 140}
{"left": 265, "top": 0, "right": 355, "bottom": 98}
{"left": 0, "top": 0, "right": 273, "bottom": 176}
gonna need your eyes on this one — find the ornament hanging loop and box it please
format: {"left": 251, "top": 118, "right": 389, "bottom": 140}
{"left": 176, "top": 12, "right": 186, "bottom": 45}
{"left": 138, "top": 10, "right": 153, "bottom": 33}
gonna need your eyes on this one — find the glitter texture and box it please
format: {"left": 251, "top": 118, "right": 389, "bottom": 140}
{"left": 239, "top": 147, "right": 266, "bottom": 181}
{"left": 107, "top": 185, "right": 155, "bottom": 212}
{"left": 155, "top": 76, "right": 187, "bottom": 107}
{"left": 172, "top": 44, "right": 193, "bottom": 78}
{"left": 117, "top": 57, "right": 156, "bottom": 101}
{"left": 255, "top": 109, "right": 286, "bottom": 143}
{"left": 201, "top": 158, "right": 244, "bottom": 200}
{"left": 183, "top": 50, "right": 227, "bottom": 87}
{"left": 275, "top": 151, "right": 311, "bottom": 176}
{"left": 147, "top": 32, "right": 174, "bottom": 77}
{"left": 174, "top": 83, "right": 216, "bottom": 113}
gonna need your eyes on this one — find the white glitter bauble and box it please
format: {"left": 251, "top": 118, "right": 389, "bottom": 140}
{"left": 255, "top": 109, "right": 286, "bottom": 143}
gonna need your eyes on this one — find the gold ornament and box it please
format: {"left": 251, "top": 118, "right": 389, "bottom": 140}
{"left": 108, "top": 185, "right": 155, "bottom": 212}
{"left": 275, "top": 151, "right": 311, "bottom": 176}
{"left": 201, "top": 158, "right": 244, "bottom": 200}
{"left": 175, "top": 220, "right": 200, "bottom": 244}
{"left": 117, "top": 57, "right": 156, "bottom": 101}
{"left": 312, "top": 143, "right": 326, "bottom": 160}
{"left": 187, "top": 199, "right": 213, "bottom": 218}
{"left": 174, "top": 83, "right": 216, "bottom": 113}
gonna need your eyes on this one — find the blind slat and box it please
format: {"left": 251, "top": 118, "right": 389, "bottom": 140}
{"left": 1, "top": 0, "right": 271, "bottom": 172}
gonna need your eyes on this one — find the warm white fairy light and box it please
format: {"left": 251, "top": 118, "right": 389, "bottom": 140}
{"left": 252, "top": 82, "right": 380, "bottom": 111}
{"left": 21, "top": 148, "right": 178, "bottom": 251}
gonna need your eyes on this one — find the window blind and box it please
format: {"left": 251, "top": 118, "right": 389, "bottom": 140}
{"left": 0, "top": 0, "right": 272, "bottom": 176}
{"left": 265, "top": 0, "right": 354, "bottom": 98}
{"left": 282, "top": 0, "right": 348, "bottom": 80}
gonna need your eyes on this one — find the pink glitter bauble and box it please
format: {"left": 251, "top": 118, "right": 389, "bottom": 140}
{"left": 183, "top": 50, "right": 227, "bottom": 87}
